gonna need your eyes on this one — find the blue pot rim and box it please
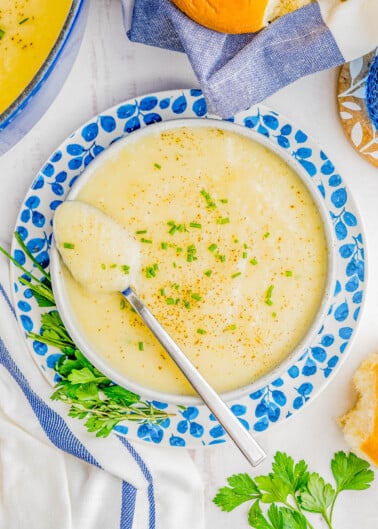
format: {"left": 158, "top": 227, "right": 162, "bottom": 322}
{"left": 0, "top": 0, "right": 86, "bottom": 131}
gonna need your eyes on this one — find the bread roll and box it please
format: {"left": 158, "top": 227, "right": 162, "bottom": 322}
{"left": 340, "top": 353, "right": 378, "bottom": 466}
{"left": 171, "top": 0, "right": 314, "bottom": 34}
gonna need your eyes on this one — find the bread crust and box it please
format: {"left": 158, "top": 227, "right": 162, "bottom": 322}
{"left": 170, "top": 0, "right": 270, "bottom": 33}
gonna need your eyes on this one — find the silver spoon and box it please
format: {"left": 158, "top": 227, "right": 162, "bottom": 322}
{"left": 53, "top": 200, "right": 266, "bottom": 466}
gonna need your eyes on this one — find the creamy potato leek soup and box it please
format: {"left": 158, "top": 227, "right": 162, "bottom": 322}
{"left": 57, "top": 124, "right": 328, "bottom": 397}
{"left": 0, "top": 0, "right": 72, "bottom": 114}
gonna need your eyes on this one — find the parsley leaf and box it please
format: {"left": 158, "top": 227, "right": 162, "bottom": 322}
{"left": 331, "top": 451, "right": 374, "bottom": 491}
{"left": 271, "top": 452, "right": 309, "bottom": 495}
{"left": 248, "top": 501, "right": 273, "bottom": 529}
{"left": 248, "top": 503, "right": 308, "bottom": 529}
{"left": 280, "top": 507, "right": 308, "bottom": 529}
{"left": 67, "top": 367, "right": 108, "bottom": 385}
{"left": 299, "top": 473, "right": 335, "bottom": 513}
{"left": 255, "top": 474, "right": 291, "bottom": 504}
{"left": 213, "top": 473, "right": 260, "bottom": 512}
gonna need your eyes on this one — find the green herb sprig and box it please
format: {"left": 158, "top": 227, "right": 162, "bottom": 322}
{"left": 213, "top": 451, "right": 374, "bottom": 529}
{"left": 1, "top": 233, "right": 171, "bottom": 437}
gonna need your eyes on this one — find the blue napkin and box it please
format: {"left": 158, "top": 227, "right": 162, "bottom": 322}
{"left": 125, "top": 0, "right": 345, "bottom": 117}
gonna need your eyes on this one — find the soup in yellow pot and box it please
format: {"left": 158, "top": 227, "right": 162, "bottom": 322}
{"left": 0, "top": 0, "right": 72, "bottom": 115}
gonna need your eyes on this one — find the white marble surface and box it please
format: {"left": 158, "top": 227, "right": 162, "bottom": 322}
{"left": 1, "top": 1, "right": 378, "bottom": 527}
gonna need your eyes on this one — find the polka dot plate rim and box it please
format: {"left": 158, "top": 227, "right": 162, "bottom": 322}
{"left": 9, "top": 89, "right": 366, "bottom": 447}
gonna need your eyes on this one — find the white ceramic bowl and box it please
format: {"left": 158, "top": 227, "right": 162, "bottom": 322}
{"left": 49, "top": 117, "right": 336, "bottom": 406}
{"left": 0, "top": 0, "right": 88, "bottom": 156}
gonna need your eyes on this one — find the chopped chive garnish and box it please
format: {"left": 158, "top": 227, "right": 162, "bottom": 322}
{"left": 138, "top": 341, "right": 144, "bottom": 351}
{"left": 145, "top": 265, "right": 157, "bottom": 278}
{"left": 110, "top": 263, "right": 117, "bottom": 268}
{"left": 285, "top": 270, "right": 293, "bottom": 277}
{"left": 161, "top": 242, "right": 168, "bottom": 249}
{"left": 121, "top": 265, "right": 130, "bottom": 274}
{"left": 243, "top": 243, "right": 248, "bottom": 249}
{"left": 101, "top": 263, "right": 106, "bottom": 270}
{"left": 191, "top": 293, "right": 201, "bottom": 301}
{"left": 0, "top": 29, "right": 5, "bottom": 39}
{"left": 208, "top": 243, "right": 218, "bottom": 252}
{"left": 231, "top": 272, "right": 242, "bottom": 279}
{"left": 186, "top": 244, "right": 197, "bottom": 262}
{"left": 120, "top": 299, "right": 126, "bottom": 310}
{"left": 265, "top": 285, "right": 274, "bottom": 305}
{"left": 63, "top": 242, "right": 75, "bottom": 249}
{"left": 183, "top": 300, "right": 191, "bottom": 309}
{"left": 135, "top": 229, "right": 147, "bottom": 234}
{"left": 204, "top": 269, "right": 212, "bottom": 277}
{"left": 263, "top": 232, "right": 270, "bottom": 238}
{"left": 172, "top": 283, "right": 180, "bottom": 290}
{"left": 234, "top": 239, "right": 239, "bottom": 243}
{"left": 223, "top": 324, "right": 237, "bottom": 332}
{"left": 172, "top": 262, "right": 177, "bottom": 268}
{"left": 217, "top": 254, "right": 226, "bottom": 263}
{"left": 176, "top": 247, "right": 183, "bottom": 254}
{"left": 250, "top": 258, "right": 258, "bottom": 266}
{"left": 272, "top": 312, "right": 277, "bottom": 318}
{"left": 140, "top": 238, "right": 152, "bottom": 244}
{"left": 167, "top": 220, "right": 187, "bottom": 235}
{"left": 219, "top": 198, "right": 228, "bottom": 204}
{"left": 242, "top": 251, "right": 248, "bottom": 259}
{"left": 160, "top": 288, "right": 166, "bottom": 296}
{"left": 189, "top": 222, "right": 202, "bottom": 229}
{"left": 154, "top": 163, "right": 161, "bottom": 169}
{"left": 166, "top": 297, "right": 175, "bottom": 305}
{"left": 19, "top": 17, "right": 30, "bottom": 24}
{"left": 197, "top": 328, "right": 206, "bottom": 335}
{"left": 216, "top": 217, "right": 230, "bottom": 225}
{"left": 200, "top": 188, "right": 216, "bottom": 209}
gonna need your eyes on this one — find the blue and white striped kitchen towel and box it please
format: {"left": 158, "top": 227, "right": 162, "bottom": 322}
{"left": 126, "top": 0, "right": 378, "bottom": 118}
{"left": 0, "top": 251, "right": 204, "bottom": 529}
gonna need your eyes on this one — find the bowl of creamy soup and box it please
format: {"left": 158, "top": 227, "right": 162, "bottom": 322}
{"left": 0, "top": 0, "right": 88, "bottom": 155}
{"left": 50, "top": 118, "right": 335, "bottom": 405}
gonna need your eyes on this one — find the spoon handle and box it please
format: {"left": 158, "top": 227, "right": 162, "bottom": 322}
{"left": 122, "top": 287, "right": 266, "bottom": 467}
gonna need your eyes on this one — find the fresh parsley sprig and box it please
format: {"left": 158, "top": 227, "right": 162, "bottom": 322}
{"left": 213, "top": 451, "right": 374, "bottom": 529}
{"left": 30, "top": 309, "right": 171, "bottom": 437}
{"left": 1, "top": 233, "right": 171, "bottom": 437}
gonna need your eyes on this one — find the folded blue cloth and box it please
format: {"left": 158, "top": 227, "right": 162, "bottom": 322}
{"left": 125, "top": 0, "right": 345, "bottom": 117}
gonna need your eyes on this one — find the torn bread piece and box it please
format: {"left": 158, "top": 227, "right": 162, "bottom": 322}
{"left": 170, "top": 0, "right": 314, "bottom": 34}
{"left": 340, "top": 353, "right": 378, "bottom": 466}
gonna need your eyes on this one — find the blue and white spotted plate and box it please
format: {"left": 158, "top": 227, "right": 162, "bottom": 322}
{"left": 10, "top": 89, "right": 366, "bottom": 447}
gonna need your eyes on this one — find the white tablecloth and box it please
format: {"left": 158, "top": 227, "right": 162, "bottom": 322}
{"left": 1, "top": 1, "right": 378, "bottom": 527}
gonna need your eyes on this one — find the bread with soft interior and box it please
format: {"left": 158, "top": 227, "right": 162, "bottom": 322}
{"left": 170, "top": 0, "right": 314, "bottom": 34}
{"left": 340, "top": 353, "right": 378, "bottom": 466}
